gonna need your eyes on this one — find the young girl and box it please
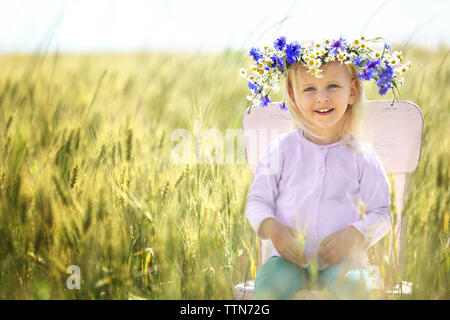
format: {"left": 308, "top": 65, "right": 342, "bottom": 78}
{"left": 242, "top": 37, "right": 408, "bottom": 299}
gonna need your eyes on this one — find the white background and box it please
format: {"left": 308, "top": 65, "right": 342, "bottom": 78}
{"left": 0, "top": 0, "right": 448, "bottom": 52}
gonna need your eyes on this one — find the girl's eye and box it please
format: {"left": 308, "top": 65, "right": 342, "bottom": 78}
{"left": 305, "top": 87, "right": 315, "bottom": 92}
{"left": 328, "top": 84, "right": 338, "bottom": 89}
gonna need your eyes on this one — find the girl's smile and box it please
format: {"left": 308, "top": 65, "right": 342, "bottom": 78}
{"left": 314, "top": 107, "right": 334, "bottom": 115}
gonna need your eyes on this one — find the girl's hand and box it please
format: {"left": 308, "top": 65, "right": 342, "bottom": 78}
{"left": 260, "top": 219, "right": 308, "bottom": 267}
{"left": 318, "top": 226, "right": 365, "bottom": 265}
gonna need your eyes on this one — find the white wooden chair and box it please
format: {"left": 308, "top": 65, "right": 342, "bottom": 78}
{"left": 234, "top": 100, "right": 424, "bottom": 299}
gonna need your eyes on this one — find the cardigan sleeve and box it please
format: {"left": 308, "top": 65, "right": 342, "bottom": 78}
{"left": 350, "top": 146, "right": 392, "bottom": 249}
{"left": 245, "top": 136, "right": 284, "bottom": 237}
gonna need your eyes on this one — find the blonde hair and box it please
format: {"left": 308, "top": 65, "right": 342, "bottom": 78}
{"left": 283, "top": 61, "right": 369, "bottom": 152}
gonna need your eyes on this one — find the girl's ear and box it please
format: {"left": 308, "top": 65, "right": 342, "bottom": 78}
{"left": 348, "top": 78, "right": 358, "bottom": 105}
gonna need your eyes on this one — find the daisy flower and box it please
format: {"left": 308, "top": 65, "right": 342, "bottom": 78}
{"left": 392, "top": 50, "right": 403, "bottom": 62}
{"left": 239, "top": 68, "right": 247, "bottom": 78}
{"left": 351, "top": 38, "right": 361, "bottom": 49}
{"left": 396, "top": 63, "right": 410, "bottom": 74}
{"left": 307, "top": 59, "right": 316, "bottom": 68}
{"left": 308, "top": 68, "right": 323, "bottom": 77}
{"left": 325, "top": 54, "right": 336, "bottom": 62}
{"left": 388, "top": 57, "right": 400, "bottom": 66}
{"left": 373, "top": 51, "right": 382, "bottom": 59}
{"left": 336, "top": 52, "right": 347, "bottom": 63}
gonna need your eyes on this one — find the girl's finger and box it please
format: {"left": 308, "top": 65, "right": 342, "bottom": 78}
{"left": 332, "top": 243, "right": 349, "bottom": 262}
{"left": 301, "top": 253, "right": 308, "bottom": 265}
{"left": 288, "top": 235, "right": 305, "bottom": 257}
{"left": 288, "top": 227, "right": 300, "bottom": 238}
{"left": 319, "top": 240, "right": 335, "bottom": 257}
{"left": 289, "top": 232, "right": 305, "bottom": 251}
{"left": 286, "top": 245, "right": 302, "bottom": 263}
{"left": 287, "top": 244, "right": 306, "bottom": 266}
{"left": 335, "top": 252, "right": 346, "bottom": 265}
{"left": 320, "top": 234, "right": 333, "bottom": 247}
{"left": 289, "top": 228, "right": 306, "bottom": 242}
{"left": 283, "top": 250, "right": 301, "bottom": 266}
{"left": 323, "top": 250, "right": 335, "bottom": 263}
{"left": 331, "top": 249, "right": 346, "bottom": 264}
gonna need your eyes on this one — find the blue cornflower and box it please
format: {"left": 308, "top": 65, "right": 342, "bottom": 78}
{"left": 286, "top": 55, "right": 296, "bottom": 65}
{"left": 260, "top": 95, "right": 271, "bottom": 107}
{"left": 378, "top": 82, "right": 391, "bottom": 95}
{"left": 270, "top": 55, "right": 285, "bottom": 68}
{"left": 366, "top": 59, "right": 381, "bottom": 70}
{"left": 376, "top": 64, "right": 394, "bottom": 95}
{"left": 248, "top": 81, "right": 260, "bottom": 93}
{"left": 270, "top": 56, "right": 277, "bottom": 68}
{"left": 330, "top": 36, "right": 347, "bottom": 54}
{"left": 276, "top": 56, "right": 284, "bottom": 68}
{"left": 269, "top": 56, "right": 283, "bottom": 69}
{"left": 249, "top": 47, "right": 262, "bottom": 62}
{"left": 285, "top": 41, "right": 301, "bottom": 64}
{"left": 376, "top": 64, "right": 394, "bottom": 87}
{"left": 279, "top": 102, "right": 288, "bottom": 111}
{"left": 358, "top": 68, "right": 377, "bottom": 81}
{"left": 384, "top": 43, "right": 392, "bottom": 51}
{"left": 274, "top": 36, "right": 287, "bottom": 51}
{"left": 353, "top": 56, "right": 365, "bottom": 67}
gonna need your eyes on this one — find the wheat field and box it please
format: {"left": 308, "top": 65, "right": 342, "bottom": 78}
{"left": 0, "top": 45, "right": 448, "bottom": 299}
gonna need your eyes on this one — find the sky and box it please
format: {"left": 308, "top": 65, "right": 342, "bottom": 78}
{"left": 0, "top": 0, "right": 449, "bottom": 53}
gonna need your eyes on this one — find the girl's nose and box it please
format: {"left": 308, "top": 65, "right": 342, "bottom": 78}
{"left": 315, "top": 91, "right": 330, "bottom": 105}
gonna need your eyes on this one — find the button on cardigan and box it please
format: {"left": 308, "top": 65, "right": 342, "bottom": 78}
{"left": 245, "top": 128, "right": 392, "bottom": 270}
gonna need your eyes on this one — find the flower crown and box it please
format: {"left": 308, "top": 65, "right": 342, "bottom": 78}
{"left": 239, "top": 36, "right": 411, "bottom": 112}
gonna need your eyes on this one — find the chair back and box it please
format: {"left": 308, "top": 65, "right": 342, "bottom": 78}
{"left": 242, "top": 100, "right": 423, "bottom": 175}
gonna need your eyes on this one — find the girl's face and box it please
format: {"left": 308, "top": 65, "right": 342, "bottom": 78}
{"left": 290, "top": 61, "right": 357, "bottom": 139}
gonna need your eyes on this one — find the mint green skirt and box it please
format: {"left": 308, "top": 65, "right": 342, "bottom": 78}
{"left": 254, "top": 256, "right": 370, "bottom": 300}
